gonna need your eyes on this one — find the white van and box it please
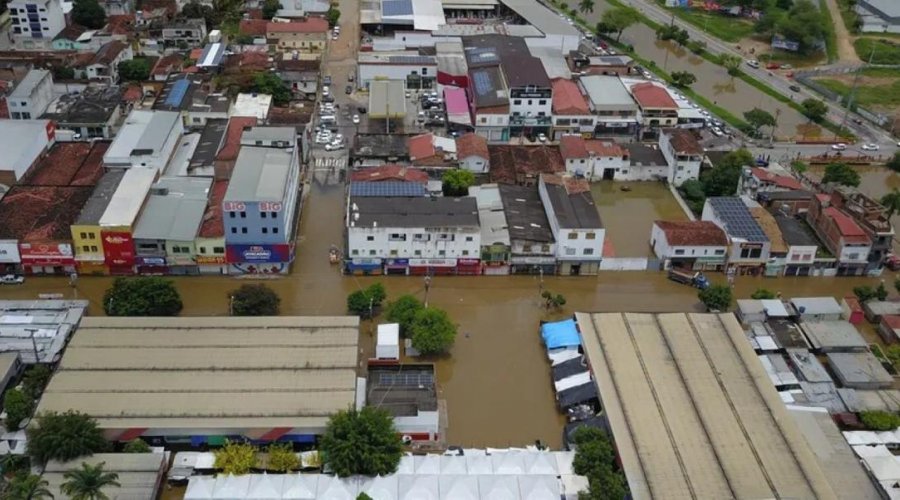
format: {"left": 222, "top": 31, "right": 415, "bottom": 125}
{"left": 320, "top": 115, "right": 336, "bottom": 124}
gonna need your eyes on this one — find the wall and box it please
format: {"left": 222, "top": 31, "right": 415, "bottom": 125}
{"left": 459, "top": 154, "right": 488, "bottom": 173}
{"left": 9, "top": 71, "right": 53, "bottom": 120}
{"left": 9, "top": 0, "right": 65, "bottom": 42}
{"left": 838, "top": 242, "right": 872, "bottom": 264}
{"left": 271, "top": 32, "right": 326, "bottom": 52}
{"left": 393, "top": 411, "right": 440, "bottom": 440}
{"left": 786, "top": 244, "right": 818, "bottom": 265}
{"left": 70, "top": 224, "right": 105, "bottom": 262}
{"left": 358, "top": 63, "right": 437, "bottom": 86}
{"left": 538, "top": 179, "right": 604, "bottom": 261}
{"left": 348, "top": 225, "right": 481, "bottom": 260}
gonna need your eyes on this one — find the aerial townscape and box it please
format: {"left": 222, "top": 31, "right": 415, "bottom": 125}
{"left": 3, "top": 0, "right": 900, "bottom": 497}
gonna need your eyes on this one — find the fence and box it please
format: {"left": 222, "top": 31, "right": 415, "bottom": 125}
{"left": 795, "top": 69, "right": 891, "bottom": 127}
{"left": 600, "top": 257, "right": 651, "bottom": 271}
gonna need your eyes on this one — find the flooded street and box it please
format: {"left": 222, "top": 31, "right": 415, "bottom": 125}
{"left": 592, "top": 181, "right": 687, "bottom": 257}
{"left": 580, "top": 2, "right": 813, "bottom": 138}
{"left": 1, "top": 178, "right": 894, "bottom": 448}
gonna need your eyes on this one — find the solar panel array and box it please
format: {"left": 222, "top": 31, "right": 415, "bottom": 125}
{"left": 382, "top": 0, "right": 413, "bottom": 16}
{"left": 466, "top": 47, "right": 499, "bottom": 65}
{"left": 379, "top": 371, "right": 434, "bottom": 387}
{"left": 472, "top": 70, "right": 493, "bottom": 96}
{"left": 164, "top": 79, "right": 191, "bottom": 108}
{"left": 709, "top": 197, "right": 768, "bottom": 242}
{"left": 388, "top": 55, "right": 434, "bottom": 65}
{"left": 350, "top": 181, "right": 427, "bottom": 197}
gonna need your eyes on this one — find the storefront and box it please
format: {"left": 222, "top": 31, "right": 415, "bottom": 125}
{"left": 19, "top": 241, "right": 76, "bottom": 275}
{"left": 102, "top": 231, "right": 136, "bottom": 276}
{"left": 383, "top": 258, "right": 409, "bottom": 275}
{"left": 0, "top": 240, "right": 21, "bottom": 274}
{"left": 226, "top": 244, "right": 294, "bottom": 275}
{"left": 196, "top": 255, "right": 229, "bottom": 275}
{"left": 408, "top": 258, "right": 457, "bottom": 276}
{"left": 346, "top": 258, "right": 383, "bottom": 276}
{"left": 482, "top": 261, "right": 510, "bottom": 275}
{"left": 167, "top": 256, "right": 200, "bottom": 276}
{"left": 75, "top": 259, "right": 108, "bottom": 275}
{"left": 456, "top": 258, "right": 481, "bottom": 276}
{"left": 509, "top": 256, "right": 556, "bottom": 275}
{"left": 135, "top": 256, "right": 168, "bottom": 275}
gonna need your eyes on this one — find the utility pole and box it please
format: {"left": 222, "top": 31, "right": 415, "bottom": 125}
{"left": 837, "top": 45, "right": 876, "bottom": 140}
{"left": 229, "top": 295, "right": 234, "bottom": 316}
{"left": 423, "top": 275, "right": 432, "bottom": 307}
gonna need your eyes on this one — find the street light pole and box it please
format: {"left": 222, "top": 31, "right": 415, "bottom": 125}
{"left": 424, "top": 275, "right": 432, "bottom": 307}
{"left": 229, "top": 295, "right": 234, "bottom": 316}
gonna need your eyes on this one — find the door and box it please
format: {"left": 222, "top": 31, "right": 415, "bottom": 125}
{"left": 569, "top": 264, "right": 581, "bottom": 276}
{"left": 602, "top": 168, "right": 615, "bottom": 180}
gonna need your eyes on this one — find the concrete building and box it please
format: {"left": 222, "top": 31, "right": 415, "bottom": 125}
{"left": 367, "top": 364, "right": 439, "bottom": 442}
{"left": 791, "top": 297, "right": 844, "bottom": 321}
{"left": 0, "top": 119, "right": 55, "bottom": 186}
{"left": 855, "top": 0, "right": 900, "bottom": 33}
{"left": 357, "top": 52, "right": 437, "bottom": 89}
{"left": 7, "top": 68, "right": 53, "bottom": 120}
{"left": 8, "top": 0, "right": 66, "bottom": 49}
{"left": 578, "top": 75, "right": 639, "bottom": 138}
{"left": 97, "top": 168, "right": 158, "bottom": 275}
{"left": 194, "top": 180, "right": 229, "bottom": 274}
{"left": 76, "top": 41, "right": 132, "bottom": 82}
{"left": 152, "top": 75, "right": 231, "bottom": 127}
{"left": 43, "top": 453, "right": 167, "bottom": 500}
{"left": 231, "top": 93, "right": 273, "bottom": 123}
{"left": 104, "top": 110, "right": 185, "bottom": 170}
{"left": 538, "top": 175, "right": 604, "bottom": 275}
{"left": 499, "top": 184, "right": 556, "bottom": 275}
{"left": 773, "top": 213, "right": 826, "bottom": 277}
{"left": 650, "top": 220, "right": 728, "bottom": 271}
{"left": 550, "top": 78, "right": 594, "bottom": 140}
{"left": 456, "top": 132, "right": 490, "bottom": 173}
{"left": 827, "top": 352, "right": 894, "bottom": 389}
{"left": 806, "top": 196, "right": 872, "bottom": 276}
{"left": 71, "top": 171, "right": 127, "bottom": 275}
{"left": 557, "top": 135, "right": 626, "bottom": 180}
{"left": 346, "top": 197, "right": 481, "bottom": 276}
{"left": 630, "top": 81, "right": 678, "bottom": 133}
{"left": 0, "top": 300, "right": 89, "bottom": 364}
{"left": 659, "top": 128, "right": 702, "bottom": 186}
{"left": 147, "top": 18, "right": 208, "bottom": 50}
{"left": 36, "top": 316, "right": 361, "bottom": 442}
{"left": 132, "top": 177, "right": 212, "bottom": 275}
{"left": 800, "top": 320, "right": 868, "bottom": 352}
{"left": 826, "top": 189, "right": 894, "bottom": 273}
{"left": 42, "top": 86, "right": 124, "bottom": 139}
{"left": 470, "top": 184, "right": 511, "bottom": 275}
{"left": 266, "top": 18, "right": 329, "bottom": 54}
{"left": 702, "top": 197, "right": 771, "bottom": 275}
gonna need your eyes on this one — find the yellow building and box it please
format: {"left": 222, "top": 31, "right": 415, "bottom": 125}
{"left": 71, "top": 171, "right": 125, "bottom": 275}
{"left": 266, "top": 18, "right": 329, "bottom": 53}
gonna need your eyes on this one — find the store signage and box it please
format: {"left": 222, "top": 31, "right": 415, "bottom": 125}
{"left": 195, "top": 255, "right": 226, "bottom": 264}
{"left": 101, "top": 231, "right": 135, "bottom": 267}
{"left": 385, "top": 259, "right": 409, "bottom": 266}
{"left": 226, "top": 244, "right": 293, "bottom": 263}
{"left": 511, "top": 256, "right": 556, "bottom": 265}
{"left": 137, "top": 256, "right": 166, "bottom": 266}
{"left": 408, "top": 258, "right": 456, "bottom": 267}
{"left": 457, "top": 258, "right": 481, "bottom": 265}
{"left": 223, "top": 201, "right": 246, "bottom": 212}
{"left": 19, "top": 242, "right": 74, "bottom": 265}
{"left": 259, "top": 201, "right": 283, "bottom": 212}
{"left": 351, "top": 258, "right": 382, "bottom": 265}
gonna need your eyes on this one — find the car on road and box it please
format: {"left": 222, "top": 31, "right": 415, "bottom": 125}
{"left": 348, "top": 73, "right": 354, "bottom": 82}
{"left": 322, "top": 85, "right": 329, "bottom": 94}
{"left": 0, "top": 274, "right": 24, "bottom": 285}
{"left": 780, "top": 64, "right": 793, "bottom": 69}
{"left": 323, "top": 75, "right": 332, "bottom": 85}
{"left": 862, "top": 143, "right": 880, "bottom": 151}
{"left": 345, "top": 85, "right": 352, "bottom": 95}
{"left": 789, "top": 85, "right": 801, "bottom": 92}
{"left": 831, "top": 143, "right": 847, "bottom": 151}
{"left": 352, "top": 114, "right": 360, "bottom": 124}
{"left": 537, "top": 133, "right": 548, "bottom": 142}
{"left": 746, "top": 59, "right": 759, "bottom": 69}
{"left": 711, "top": 127, "right": 724, "bottom": 137}
{"left": 766, "top": 62, "right": 780, "bottom": 70}
{"left": 325, "top": 142, "right": 344, "bottom": 151}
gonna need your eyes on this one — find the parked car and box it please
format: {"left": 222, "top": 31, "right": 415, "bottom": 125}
{"left": 348, "top": 73, "right": 355, "bottom": 82}
{"left": 537, "top": 133, "right": 548, "bottom": 142}
{"left": 789, "top": 85, "right": 801, "bottom": 92}
{"left": 766, "top": 62, "right": 780, "bottom": 70}
{"left": 352, "top": 114, "right": 360, "bottom": 124}
{"left": 887, "top": 254, "right": 900, "bottom": 271}
{"left": 0, "top": 274, "right": 24, "bottom": 285}
{"left": 711, "top": 127, "right": 724, "bottom": 137}
{"left": 323, "top": 75, "right": 332, "bottom": 85}
{"left": 862, "top": 143, "right": 880, "bottom": 151}
{"left": 746, "top": 59, "right": 759, "bottom": 69}
{"left": 831, "top": 143, "right": 847, "bottom": 151}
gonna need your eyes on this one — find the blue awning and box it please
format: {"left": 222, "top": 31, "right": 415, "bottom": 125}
{"left": 541, "top": 319, "right": 581, "bottom": 350}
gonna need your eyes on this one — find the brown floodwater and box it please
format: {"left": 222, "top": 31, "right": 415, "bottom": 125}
{"left": 580, "top": 2, "right": 814, "bottom": 139}
{"left": 1, "top": 178, "right": 895, "bottom": 449}
{"left": 591, "top": 181, "right": 688, "bottom": 257}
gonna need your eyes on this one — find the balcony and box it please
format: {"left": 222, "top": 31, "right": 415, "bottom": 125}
{"left": 509, "top": 115, "right": 552, "bottom": 126}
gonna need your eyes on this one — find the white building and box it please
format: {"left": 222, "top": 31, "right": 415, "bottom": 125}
{"left": 375, "top": 323, "right": 400, "bottom": 360}
{"left": 558, "top": 135, "right": 627, "bottom": 180}
{"left": 702, "top": 197, "right": 772, "bottom": 274}
{"left": 538, "top": 174, "right": 604, "bottom": 276}
{"left": 855, "top": 0, "right": 900, "bottom": 34}
{"left": 8, "top": 0, "right": 66, "bottom": 49}
{"left": 230, "top": 93, "right": 273, "bottom": 123}
{"left": 103, "top": 110, "right": 184, "bottom": 170}
{"left": 80, "top": 41, "right": 132, "bottom": 83}
{"left": 0, "top": 120, "right": 55, "bottom": 185}
{"left": 650, "top": 220, "right": 728, "bottom": 271}
{"left": 456, "top": 133, "right": 489, "bottom": 174}
{"left": 659, "top": 128, "right": 703, "bottom": 186}
{"left": 8, "top": 69, "right": 53, "bottom": 120}
{"left": 578, "top": 75, "right": 640, "bottom": 138}
{"left": 357, "top": 52, "right": 437, "bottom": 89}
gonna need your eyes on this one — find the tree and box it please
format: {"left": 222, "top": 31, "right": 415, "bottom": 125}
{"left": 320, "top": 407, "right": 402, "bottom": 477}
{"left": 570, "top": 427, "right": 628, "bottom": 500}
{"left": 6, "top": 473, "right": 54, "bottom": 500}
{"left": 384, "top": 295, "right": 425, "bottom": 337}
{"left": 720, "top": 54, "right": 742, "bottom": 76}
{"left": 103, "top": 277, "right": 183, "bottom": 316}
{"left": 600, "top": 7, "right": 639, "bottom": 42}
{"left": 686, "top": 40, "right": 707, "bottom": 54}
{"left": 22, "top": 364, "right": 53, "bottom": 401}
{"left": 700, "top": 149, "right": 753, "bottom": 197}
{"left": 800, "top": 98, "right": 828, "bottom": 122}
{"left": 117, "top": 59, "right": 150, "bottom": 82}
{"left": 122, "top": 439, "right": 150, "bottom": 454}
{"left": 791, "top": 160, "right": 808, "bottom": 174}
{"left": 854, "top": 285, "right": 877, "bottom": 302}
{"left": 441, "top": 169, "right": 476, "bottom": 197}
{"left": 60, "top": 462, "right": 120, "bottom": 500}
{"left": 776, "top": 0, "right": 829, "bottom": 55}
{"left": 409, "top": 307, "right": 457, "bottom": 355}
{"left": 27, "top": 411, "right": 107, "bottom": 465}
{"left": 72, "top": 0, "right": 106, "bottom": 29}
{"left": 266, "top": 443, "right": 299, "bottom": 472}
{"left": 670, "top": 71, "right": 696, "bottom": 88}
{"left": 4, "top": 389, "right": 34, "bottom": 431}
{"left": 251, "top": 72, "right": 291, "bottom": 106}
{"left": 822, "top": 162, "right": 861, "bottom": 187}
{"left": 357, "top": 494, "right": 374, "bottom": 500}
{"left": 743, "top": 108, "right": 777, "bottom": 137}
{"left": 214, "top": 440, "right": 258, "bottom": 475}
{"left": 261, "top": 0, "right": 281, "bottom": 19}
{"left": 698, "top": 284, "right": 732, "bottom": 311}
{"left": 887, "top": 152, "right": 900, "bottom": 173}
{"left": 230, "top": 284, "right": 281, "bottom": 316}
{"left": 860, "top": 410, "right": 900, "bottom": 431}
{"left": 881, "top": 189, "right": 900, "bottom": 218}
{"left": 877, "top": 282, "right": 889, "bottom": 301}
{"left": 181, "top": 1, "right": 215, "bottom": 29}
{"left": 750, "top": 288, "right": 776, "bottom": 299}
{"left": 347, "top": 283, "right": 387, "bottom": 319}
{"left": 578, "top": 0, "right": 594, "bottom": 14}
{"left": 541, "top": 290, "right": 567, "bottom": 310}
{"left": 326, "top": 7, "right": 341, "bottom": 27}
{"left": 52, "top": 66, "right": 75, "bottom": 80}
{"left": 595, "top": 22, "right": 616, "bottom": 38}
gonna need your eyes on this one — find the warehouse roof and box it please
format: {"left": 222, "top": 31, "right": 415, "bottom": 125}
{"left": 225, "top": 147, "right": 292, "bottom": 202}
{"left": 98, "top": 168, "right": 157, "bottom": 227}
{"left": 498, "top": 184, "right": 553, "bottom": 243}
{"left": 75, "top": 171, "right": 126, "bottom": 225}
{"left": 577, "top": 312, "right": 838, "bottom": 500}
{"left": 0, "top": 300, "right": 88, "bottom": 364}
{"left": 349, "top": 196, "right": 479, "bottom": 228}
{"left": 37, "top": 316, "right": 360, "bottom": 432}
{"left": 104, "top": 110, "right": 181, "bottom": 163}
{"left": 800, "top": 320, "right": 868, "bottom": 352}
{"left": 133, "top": 177, "right": 212, "bottom": 241}
{"left": 368, "top": 80, "right": 407, "bottom": 119}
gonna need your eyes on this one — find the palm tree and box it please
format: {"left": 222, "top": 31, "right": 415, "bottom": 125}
{"left": 881, "top": 189, "right": 900, "bottom": 219}
{"left": 59, "top": 462, "right": 120, "bottom": 500}
{"left": 578, "top": 0, "right": 595, "bottom": 14}
{"left": 7, "top": 473, "right": 54, "bottom": 500}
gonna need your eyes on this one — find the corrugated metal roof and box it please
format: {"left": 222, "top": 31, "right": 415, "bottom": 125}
{"left": 98, "top": 168, "right": 157, "bottom": 227}
{"left": 132, "top": 176, "right": 212, "bottom": 241}
{"left": 224, "top": 147, "right": 293, "bottom": 202}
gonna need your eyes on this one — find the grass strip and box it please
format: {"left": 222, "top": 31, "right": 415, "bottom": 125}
{"left": 818, "top": 0, "right": 839, "bottom": 63}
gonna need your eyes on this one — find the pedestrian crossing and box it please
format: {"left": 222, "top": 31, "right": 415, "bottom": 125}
{"left": 312, "top": 156, "right": 347, "bottom": 171}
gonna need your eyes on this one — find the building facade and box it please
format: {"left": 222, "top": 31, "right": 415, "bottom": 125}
{"left": 8, "top": 69, "right": 53, "bottom": 120}
{"left": 538, "top": 175, "right": 604, "bottom": 275}
{"left": 8, "top": 0, "right": 66, "bottom": 49}
{"left": 650, "top": 220, "right": 728, "bottom": 271}
{"left": 267, "top": 19, "right": 329, "bottom": 54}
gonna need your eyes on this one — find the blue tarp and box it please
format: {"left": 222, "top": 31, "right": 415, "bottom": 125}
{"left": 541, "top": 319, "right": 581, "bottom": 350}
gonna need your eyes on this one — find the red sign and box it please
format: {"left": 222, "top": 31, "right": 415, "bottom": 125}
{"left": 19, "top": 241, "right": 74, "bottom": 266}
{"left": 45, "top": 120, "right": 56, "bottom": 142}
{"left": 101, "top": 231, "right": 135, "bottom": 267}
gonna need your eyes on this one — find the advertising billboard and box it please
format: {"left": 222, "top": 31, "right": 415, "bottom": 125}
{"left": 18, "top": 241, "right": 74, "bottom": 266}
{"left": 101, "top": 231, "right": 136, "bottom": 267}
{"left": 226, "top": 244, "right": 294, "bottom": 264}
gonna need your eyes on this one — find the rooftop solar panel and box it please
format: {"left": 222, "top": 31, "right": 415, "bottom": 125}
{"left": 473, "top": 71, "right": 492, "bottom": 96}
{"left": 164, "top": 79, "right": 190, "bottom": 108}
{"left": 350, "top": 181, "right": 427, "bottom": 197}
{"left": 382, "top": 0, "right": 413, "bottom": 16}
{"left": 708, "top": 197, "right": 768, "bottom": 242}
{"left": 387, "top": 55, "right": 435, "bottom": 65}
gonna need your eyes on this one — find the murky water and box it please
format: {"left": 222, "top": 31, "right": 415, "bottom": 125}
{"left": 591, "top": 181, "right": 688, "bottom": 257}
{"left": 580, "top": 2, "right": 813, "bottom": 138}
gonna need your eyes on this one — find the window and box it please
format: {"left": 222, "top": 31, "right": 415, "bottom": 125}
{"left": 270, "top": 212, "right": 277, "bottom": 218}
{"left": 414, "top": 250, "right": 422, "bottom": 256}
{"left": 240, "top": 211, "right": 246, "bottom": 218}
{"left": 262, "top": 227, "right": 268, "bottom": 234}
{"left": 414, "top": 234, "right": 427, "bottom": 241}
{"left": 739, "top": 247, "right": 762, "bottom": 259}
{"left": 200, "top": 246, "right": 207, "bottom": 253}
{"left": 89, "top": 233, "right": 96, "bottom": 239}
{"left": 584, "top": 248, "right": 594, "bottom": 255}
{"left": 848, "top": 253, "right": 860, "bottom": 260}
{"left": 229, "top": 212, "right": 235, "bottom": 218}
{"left": 465, "top": 236, "right": 473, "bottom": 242}
{"left": 585, "top": 232, "right": 596, "bottom": 240}
{"left": 462, "top": 250, "right": 469, "bottom": 256}
{"left": 80, "top": 232, "right": 87, "bottom": 239}
{"left": 352, "top": 249, "right": 359, "bottom": 255}
{"left": 528, "top": 100, "right": 533, "bottom": 105}
{"left": 714, "top": 249, "right": 725, "bottom": 255}
{"left": 674, "top": 249, "right": 685, "bottom": 255}
{"left": 82, "top": 245, "right": 90, "bottom": 252}
{"left": 390, "top": 250, "right": 398, "bottom": 256}
{"left": 389, "top": 233, "right": 406, "bottom": 241}
{"left": 538, "top": 99, "right": 546, "bottom": 105}
{"left": 541, "top": 245, "right": 550, "bottom": 253}
{"left": 565, "top": 248, "right": 576, "bottom": 255}
{"left": 369, "top": 250, "right": 376, "bottom": 255}
{"left": 214, "top": 246, "right": 225, "bottom": 253}
{"left": 21, "top": 112, "right": 30, "bottom": 119}
{"left": 273, "top": 227, "right": 279, "bottom": 234}
{"left": 568, "top": 233, "right": 578, "bottom": 240}
{"left": 231, "top": 227, "right": 237, "bottom": 234}
{"left": 513, "top": 99, "right": 521, "bottom": 105}
{"left": 241, "top": 227, "right": 248, "bottom": 234}
{"left": 261, "top": 212, "right": 267, "bottom": 218}
{"left": 367, "top": 236, "right": 375, "bottom": 241}
{"left": 90, "top": 246, "right": 98, "bottom": 252}
{"left": 523, "top": 244, "right": 533, "bottom": 252}
{"left": 439, "top": 250, "right": 446, "bottom": 256}
{"left": 480, "top": 117, "right": 487, "bottom": 124}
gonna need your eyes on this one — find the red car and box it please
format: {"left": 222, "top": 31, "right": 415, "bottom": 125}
{"left": 766, "top": 62, "right": 780, "bottom": 70}
{"left": 886, "top": 255, "right": 900, "bottom": 271}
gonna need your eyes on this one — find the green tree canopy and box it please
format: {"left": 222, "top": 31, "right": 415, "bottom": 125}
{"left": 775, "top": 0, "right": 829, "bottom": 55}
{"left": 822, "top": 162, "right": 861, "bottom": 187}
{"left": 743, "top": 108, "right": 777, "bottom": 137}
{"left": 326, "top": 7, "right": 341, "bottom": 27}
{"left": 251, "top": 72, "right": 291, "bottom": 106}
{"left": 60, "top": 462, "right": 120, "bottom": 500}
{"left": 385, "top": 294, "right": 425, "bottom": 336}
{"left": 720, "top": 54, "right": 742, "bottom": 76}
{"left": 409, "top": 307, "right": 457, "bottom": 355}
{"left": 27, "top": 411, "right": 107, "bottom": 465}
{"left": 6, "top": 472, "right": 54, "bottom": 500}
{"left": 698, "top": 284, "right": 733, "bottom": 311}
{"left": 887, "top": 152, "right": 900, "bottom": 173}
{"left": 181, "top": 1, "right": 215, "bottom": 29}
{"left": 700, "top": 149, "right": 753, "bottom": 198}
{"left": 600, "top": 7, "right": 639, "bottom": 41}
{"left": 800, "top": 98, "right": 828, "bottom": 122}
{"left": 881, "top": 189, "right": 900, "bottom": 218}
{"left": 347, "top": 283, "right": 387, "bottom": 319}
{"left": 103, "top": 277, "right": 183, "bottom": 316}
{"left": 750, "top": 288, "right": 777, "bottom": 299}
{"left": 678, "top": 178, "right": 706, "bottom": 214}
{"left": 570, "top": 426, "right": 628, "bottom": 500}
{"left": 122, "top": 439, "right": 150, "bottom": 454}
{"left": 578, "top": 0, "right": 594, "bottom": 14}
{"left": 230, "top": 284, "right": 281, "bottom": 316}
{"left": 72, "top": 0, "right": 107, "bottom": 29}
{"left": 22, "top": 364, "right": 53, "bottom": 401}
{"left": 261, "top": 0, "right": 281, "bottom": 19}
{"left": 117, "top": 59, "right": 151, "bottom": 82}
{"left": 854, "top": 285, "right": 877, "bottom": 302}
{"left": 860, "top": 410, "right": 900, "bottom": 431}
{"left": 214, "top": 440, "right": 258, "bottom": 475}
{"left": 4, "top": 389, "right": 34, "bottom": 431}
{"left": 320, "top": 407, "right": 402, "bottom": 477}
{"left": 670, "top": 71, "right": 697, "bottom": 88}
{"left": 441, "top": 169, "right": 476, "bottom": 196}
{"left": 266, "top": 443, "right": 299, "bottom": 472}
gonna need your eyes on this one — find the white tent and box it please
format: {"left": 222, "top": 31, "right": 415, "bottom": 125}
{"left": 854, "top": 445, "right": 894, "bottom": 458}
{"left": 439, "top": 474, "right": 479, "bottom": 500}
{"left": 184, "top": 476, "right": 216, "bottom": 500}
{"left": 399, "top": 474, "right": 439, "bottom": 500}
{"left": 212, "top": 474, "right": 251, "bottom": 499}
{"left": 247, "top": 474, "right": 284, "bottom": 500}
{"left": 560, "top": 475, "right": 589, "bottom": 500}
{"left": 317, "top": 474, "right": 359, "bottom": 500}
{"left": 864, "top": 456, "right": 900, "bottom": 482}
{"left": 518, "top": 475, "right": 558, "bottom": 500}
{"left": 281, "top": 474, "right": 318, "bottom": 499}
{"left": 554, "top": 372, "right": 592, "bottom": 393}
{"left": 554, "top": 452, "right": 575, "bottom": 476}
{"left": 440, "top": 455, "right": 468, "bottom": 475}
{"left": 358, "top": 475, "right": 399, "bottom": 500}
{"left": 415, "top": 454, "right": 442, "bottom": 474}
{"left": 466, "top": 454, "right": 492, "bottom": 475}
{"left": 478, "top": 475, "right": 520, "bottom": 500}
{"left": 397, "top": 455, "right": 416, "bottom": 474}
{"left": 491, "top": 451, "right": 525, "bottom": 475}
{"left": 522, "top": 453, "right": 558, "bottom": 475}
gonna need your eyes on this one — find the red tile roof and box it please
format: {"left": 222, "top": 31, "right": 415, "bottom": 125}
{"left": 18, "top": 142, "right": 104, "bottom": 187}
{"left": 631, "top": 82, "right": 677, "bottom": 109}
{"left": 655, "top": 220, "right": 728, "bottom": 246}
{"left": 199, "top": 179, "right": 229, "bottom": 238}
{"left": 824, "top": 207, "right": 870, "bottom": 243}
{"left": 189, "top": 48, "right": 204, "bottom": 61}
{"left": 266, "top": 18, "right": 329, "bottom": 34}
{"left": 488, "top": 146, "right": 564, "bottom": 185}
{"left": 551, "top": 78, "right": 589, "bottom": 115}
{"left": 541, "top": 173, "right": 590, "bottom": 194}
{"left": 104, "top": 14, "right": 135, "bottom": 35}
{"left": 71, "top": 142, "right": 108, "bottom": 186}
{"left": 92, "top": 41, "right": 127, "bottom": 66}
{"left": 882, "top": 314, "right": 900, "bottom": 330}
{"left": 122, "top": 84, "right": 143, "bottom": 102}
{"left": 407, "top": 134, "right": 435, "bottom": 161}
{"left": 0, "top": 186, "right": 93, "bottom": 241}
{"left": 558, "top": 135, "right": 588, "bottom": 159}
{"left": 216, "top": 116, "right": 257, "bottom": 162}
{"left": 0, "top": 96, "right": 8, "bottom": 120}
{"left": 349, "top": 165, "right": 429, "bottom": 183}
{"left": 585, "top": 140, "right": 625, "bottom": 157}
{"left": 151, "top": 53, "right": 183, "bottom": 77}
{"left": 456, "top": 132, "right": 488, "bottom": 160}
{"left": 665, "top": 128, "right": 703, "bottom": 155}
{"left": 751, "top": 167, "right": 803, "bottom": 191}
{"left": 240, "top": 19, "right": 269, "bottom": 36}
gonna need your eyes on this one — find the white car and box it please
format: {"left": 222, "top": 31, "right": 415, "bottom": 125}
{"left": 831, "top": 143, "right": 847, "bottom": 151}
{"left": 700, "top": 110, "right": 710, "bottom": 116}
{"left": 0, "top": 274, "right": 24, "bottom": 285}
{"left": 537, "top": 133, "right": 548, "bottom": 142}
{"left": 711, "top": 127, "right": 724, "bottom": 137}
{"left": 861, "top": 143, "right": 880, "bottom": 151}
{"left": 322, "top": 86, "right": 330, "bottom": 95}
{"left": 746, "top": 59, "right": 760, "bottom": 68}
{"left": 352, "top": 114, "right": 360, "bottom": 124}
